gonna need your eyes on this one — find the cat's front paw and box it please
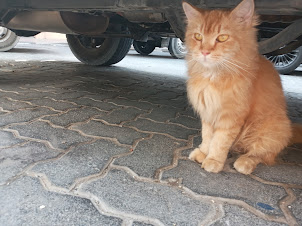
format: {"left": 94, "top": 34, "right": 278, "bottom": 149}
{"left": 202, "top": 158, "right": 224, "bottom": 173}
{"left": 234, "top": 156, "right": 258, "bottom": 175}
{"left": 189, "top": 148, "right": 207, "bottom": 163}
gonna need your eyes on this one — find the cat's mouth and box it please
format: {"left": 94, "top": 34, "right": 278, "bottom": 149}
{"left": 197, "top": 55, "right": 216, "bottom": 67}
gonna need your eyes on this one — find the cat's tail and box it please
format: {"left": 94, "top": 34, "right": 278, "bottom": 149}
{"left": 289, "top": 123, "right": 302, "bottom": 145}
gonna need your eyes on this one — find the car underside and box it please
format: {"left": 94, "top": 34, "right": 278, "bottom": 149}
{"left": 0, "top": 0, "right": 302, "bottom": 65}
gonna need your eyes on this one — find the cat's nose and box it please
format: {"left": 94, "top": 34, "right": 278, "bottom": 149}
{"left": 202, "top": 50, "right": 211, "bottom": 56}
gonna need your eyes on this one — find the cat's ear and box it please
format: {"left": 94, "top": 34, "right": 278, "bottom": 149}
{"left": 182, "top": 2, "right": 201, "bottom": 21}
{"left": 231, "top": 0, "right": 254, "bottom": 25}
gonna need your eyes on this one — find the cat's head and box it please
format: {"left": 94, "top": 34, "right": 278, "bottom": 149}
{"left": 183, "top": 0, "right": 258, "bottom": 71}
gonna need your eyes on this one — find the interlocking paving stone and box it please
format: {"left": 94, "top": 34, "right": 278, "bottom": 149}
{"left": 125, "top": 118, "right": 197, "bottom": 140}
{"left": 0, "top": 53, "right": 301, "bottom": 225}
{"left": 0, "top": 107, "right": 56, "bottom": 127}
{"left": 0, "top": 97, "right": 33, "bottom": 111}
{"left": 212, "top": 205, "right": 286, "bottom": 226}
{"left": 42, "top": 107, "right": 106, "bottom": 127}
{"left": 32, "top": 140, "right": 130, "bottom": 188}
{"left": 114, "top": 135, "right": 186, "bottom": 178}
{"left": 291, "top": 189, "right": 302, "bottom": 225}
{"left": 179, "top": 107, "right": 197, "bottom": 118}
{"left": 0, "top": 142, "right": 59, "bottom": 184}
{"left": 73, "top": 120, "right": 148, "bottom": 145}
{"left": 125, "top": 89, "right": 159, "bottom": 100}
{"left": 162, "top": 160, "right": 286, "bottom": 215}
{"left": 95, "top": 107, "right": 145, "bottom": 124}
{"left": 169, "top": 115, "right": 201, "bottom": 129}
{"left": 148, "top": 90, "right": 181, "bottom": 101}
{"left": 9, "top": 121, "right": 91, "bottom": 150}
{"left": 2, "top": 91, "right": 55, "bottom": 101}
{"left": 70, "top": 97, "right": 119, "bottom": 111}
{"left": 29, "top": 98, "right": 79, "bottom": 111}
{"left": 132, "top": 222, "right": 154, "bottom": 226}
{"left": 81, "top": 169, "right": 212, "bottom": 225}
{"left": 280, "top": 147, "right": 302, "bottom": 164}
{"left": 145, "top": 95, "right": 188, "bottom": 108}
{"left": 182, "top": 135, "right": 202, "bottom": 157}
{"left": 252, "top": 164, "right": 302, "bottom": 185}
{"left": 0, "top": 130, "right": 24, "bottom": 148}
{"left": 47, "top": 91, "right": 87, "bottom": 100}
{"left": 84, "top": 92, "right": 120, "bottom": 101}
{"left": 141, "top": 105, "right": 179, "bottom": 122}
{"left": 0, "top": 176, "right": 122, "bottom": 225}
{"left": 107, "top": 97, "right": 154, "bottom": 111}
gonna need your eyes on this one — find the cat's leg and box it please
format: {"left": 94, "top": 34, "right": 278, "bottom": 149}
{"left": 233, "top": 122, "right": 291, "bottom": 174}
{"left": 189, "top": 121, "right": 213, "bottom": 163}
{"left": 202, "top": 127, "right": 241, "bottom": 173}
{"left": 234, "top": 155, "right": 261, "bottom": 175}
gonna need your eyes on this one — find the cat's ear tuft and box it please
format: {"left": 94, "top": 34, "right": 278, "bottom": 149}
{"left": 182, "top": 2, "right": 201, "bottom": 20}
{"left": 231, "top": 0, "right": 254, "bottom": 25}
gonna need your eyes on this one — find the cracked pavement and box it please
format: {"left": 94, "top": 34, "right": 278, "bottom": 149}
{"left": 0, "top": 40, "right": 302, "bottom": 226}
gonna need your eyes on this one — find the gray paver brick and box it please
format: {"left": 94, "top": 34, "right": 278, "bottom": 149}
{"left": 70, "top": 97, "right": 119, "bottom": 111}
{"left": 43, "top": 107, "right": 106, "bottom": 127}
{"left": 141, "top": 105, "right": 179, "bottom": 122}
{"left": 84, "top": 92, "right": 120, "bottom": 101}
{"left": 145, "top": 96, "right": 188, "bottom": 108}
{"left": 182, "top": 135, "right": 202, "bottom": 157}
{"left": 114, "top": 135, "right": 186, "bottom": 178}
{"left": 0, "top": 97, "right": 33, "bottom": 111}
{"left": 162, "top": 160, "right": 286, "bottom": 215}
{"left": 73, "top": 120, "right": 148, "bottom": 145}
{"left": 212, "top": 205, "right": 286, "bottom": 226}
{"left": 2, "top": 91, "right": 54, "bottom": 101}
{"left": 81, "top": 169, "right": 212, "bottom": 225}
{"left": 32, "top": 140, "right": 130, "bottom": 188}
{"left": 0, "top": 107, "right": 56, "bottom": 127}
{"left": 107, "top": 97, "right": 154, "bottom": 111}
{"left": 121, "top": 89, "right": 157, "bottom": 100}
{"left": 9, "top": 121, "right": 91, "bottom": 150}
{"left": 280, "top": 147, "right": 302, "bottom": 164}
{"left": 0, "top": 130, "right": 24, "bottom": 148}
{"left": 125, "top": 118, "right": 198, "bottom": 140}
{"left": 132, "top": 222, "right": 154, "bottom": 226}
{"left": 169, "top": 115, "right": 201, "bottom": 129}
{"left": 29, "top": 98, "right": 79, "bottom": 111}
{"left": 292, "top": 189, "right": 302, "bottom": 225}
{"left": 0, "top": 176, "right": 122, "bottom": 225}
{"left": 95, "top": 107, "right": 144, "bottom": 124}
{"left": 0, "top": 142, "right": 59, "bottom": 184}
{"left": 252, "top": 164, "right": 302, "bottom": 185}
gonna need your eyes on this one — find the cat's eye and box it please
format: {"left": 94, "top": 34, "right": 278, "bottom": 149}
{"left": 194, "top": 33, "right": 203, "bottom": 41}
{"left": 217, "top": 34, "right": 229, "bottom": 42}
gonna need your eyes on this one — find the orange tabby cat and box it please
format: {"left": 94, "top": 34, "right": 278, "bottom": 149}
{"left": 183, "top": 0, "right": 292, "bottom": 174}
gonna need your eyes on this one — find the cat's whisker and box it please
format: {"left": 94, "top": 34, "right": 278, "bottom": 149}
{"left": 222, "top": 59, "right": 255, "bottom": 77}
{"left": 231, "top": 58, "right": 251, "bottom": 68}
{"left": 219, "top": 61, "right": 240, "bottom": 77}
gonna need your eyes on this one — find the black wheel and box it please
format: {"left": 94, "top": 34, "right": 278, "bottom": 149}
{"left": 0, "top": 27, "right": 20, "bottom": 52}
{"left": 66, "top": 33, "right": 132, "bottom": 66}
{"left": 133, "top": 40, "right": 156, "bottom": 55}
{"left": 168, "top": 38, "right": 187, "bottom": 59}
{"left": 266, "top": 46, "right": 302, "bottom": 74}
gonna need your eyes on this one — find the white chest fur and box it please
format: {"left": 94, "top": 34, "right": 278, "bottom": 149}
{"left": 187, "top": 80, "right": 222, "bottom": 123}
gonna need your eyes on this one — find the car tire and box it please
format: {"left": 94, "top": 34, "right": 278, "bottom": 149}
{"left": 266, "top": 46, "right": 302, "bottom": 74}
{"left": 0, "top": 27, "right": 20, "bottom": 52}
{"left": 66, "top": 34, "right": 132, "bottom": 66}
{"left": 133, "top": 40, "right": 156, "bottom": 55}
{"left": 168, "top": 38, "right": 187, "bottom": 59}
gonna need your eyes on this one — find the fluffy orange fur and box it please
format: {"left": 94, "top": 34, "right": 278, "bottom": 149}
{"left": 183, "top": 0, "right": 292, "bottom": 174}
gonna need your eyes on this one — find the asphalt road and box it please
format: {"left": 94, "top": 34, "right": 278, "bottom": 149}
{"left": 0, "top": 37, "right": 301, "bottom": 226}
